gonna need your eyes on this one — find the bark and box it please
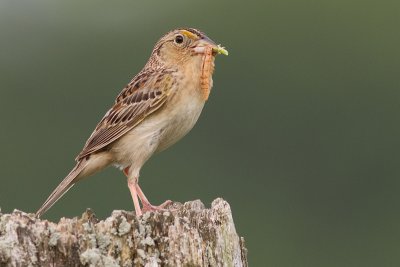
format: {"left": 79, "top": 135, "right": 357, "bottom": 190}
{"left": 0, "top": 198, "right": 247, "bottom": 267}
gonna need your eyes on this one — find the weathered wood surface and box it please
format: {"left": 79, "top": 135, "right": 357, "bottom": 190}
{"left": 0, "top": 198, "right": 247, "bottom": 267}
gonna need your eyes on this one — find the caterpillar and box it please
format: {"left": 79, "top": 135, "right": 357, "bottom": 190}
{"left": 200, "top": 46, "right": 215, "bottom": 101}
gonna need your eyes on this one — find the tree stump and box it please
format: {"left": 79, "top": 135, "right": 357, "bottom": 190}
{"left": 0, "top": 198, "right": 247, "bottom": 266}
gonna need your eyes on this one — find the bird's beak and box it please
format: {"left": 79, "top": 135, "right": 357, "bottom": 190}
{"left": 192, "top": 36, "right": 229, "bottom": 56}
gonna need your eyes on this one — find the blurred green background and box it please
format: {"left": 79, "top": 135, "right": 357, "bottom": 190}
{"left": 1, "top": 0, "right": 399, "bottom": 266}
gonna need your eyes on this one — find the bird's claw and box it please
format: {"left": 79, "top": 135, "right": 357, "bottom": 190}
{"left": 141, "top": 200, "right": 173, "bottom": 213}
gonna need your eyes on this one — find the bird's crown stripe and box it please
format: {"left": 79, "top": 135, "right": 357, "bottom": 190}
{"left": 180, "top": 30, "right": 199, "bottom": 40}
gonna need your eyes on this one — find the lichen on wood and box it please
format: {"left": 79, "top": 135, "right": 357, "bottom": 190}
{"left": 0, "top": 198, "right": 247, "bottom": 267}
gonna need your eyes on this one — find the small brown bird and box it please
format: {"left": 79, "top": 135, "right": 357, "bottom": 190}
{"left": 36, "top": 28, "right": 228, "bottom": 217}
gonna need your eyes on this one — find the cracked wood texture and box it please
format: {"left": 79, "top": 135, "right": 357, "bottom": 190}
{"left": 0, "top": 198, "right": 247, "bottom": 267}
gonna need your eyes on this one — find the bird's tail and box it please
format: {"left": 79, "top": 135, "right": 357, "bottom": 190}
{"left": 36, "top": 159, "right": 88, "bottom": 218}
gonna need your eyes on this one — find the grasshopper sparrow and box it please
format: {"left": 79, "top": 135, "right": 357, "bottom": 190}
{"left": 36, "top": 28, "right": 228, "bottom": 217}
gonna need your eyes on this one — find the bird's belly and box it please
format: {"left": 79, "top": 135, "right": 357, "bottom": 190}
{"left": 156, "top": 95, "right": 205, "bottom": 152}
{"left": 111, "top": 92, "right": 205, "bottom": 172}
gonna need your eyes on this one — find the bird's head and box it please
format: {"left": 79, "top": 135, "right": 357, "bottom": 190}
{"left": 147, "top": 28, "right": 228, "bottom": 68}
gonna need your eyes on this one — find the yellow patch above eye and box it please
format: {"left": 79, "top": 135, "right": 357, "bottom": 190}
{"left": 180, "top": 30, "right": 199, "bottom": 40}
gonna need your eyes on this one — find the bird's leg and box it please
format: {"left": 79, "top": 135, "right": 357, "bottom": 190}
{"left": 135, "top": 184, "right": 172, "bottom": 213}
{"left": 124, "top": 167, "right": 171, "bottom": 214}
{"left": 124, "top": 167, "right": 142, "bottom": 216}
{"left": 127, "top": 179, "right": 142, "bottom": 217}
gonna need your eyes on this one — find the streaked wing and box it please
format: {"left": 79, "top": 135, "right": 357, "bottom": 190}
{"left": 76, "top": 70, "right": 175, "bottom": 161}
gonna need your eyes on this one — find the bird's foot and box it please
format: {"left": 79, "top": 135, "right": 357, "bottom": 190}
{"left": 141, "top": 200, "right": 173, "bottom": 213}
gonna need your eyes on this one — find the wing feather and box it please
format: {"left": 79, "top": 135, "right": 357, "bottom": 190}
{"left": 76, "top": 70, "right": 174, "bottom": 161}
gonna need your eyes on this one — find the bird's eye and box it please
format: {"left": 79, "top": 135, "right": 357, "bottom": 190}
{"left": 175, "top": 35, "right": 184, "bottom": 44}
